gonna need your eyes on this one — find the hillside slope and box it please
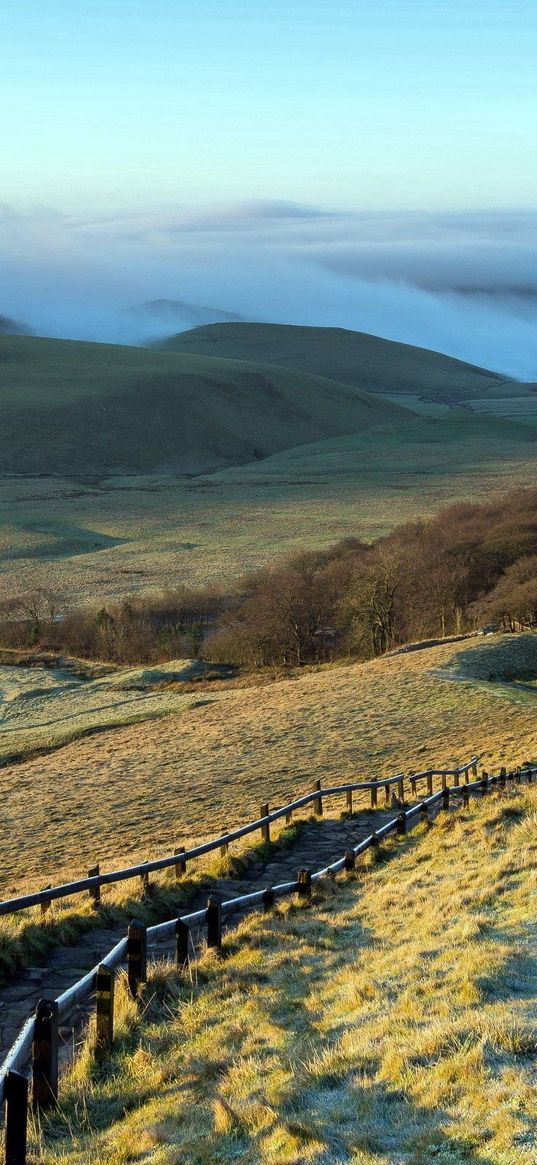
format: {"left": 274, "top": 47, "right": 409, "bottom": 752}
{"left": 32, "top": 786, "right": 537, "bottom": 1164}
{"left": 0, "top": 334, "right": 410, "bottom": 476}
{"left": 158, "top": 321, "right": 520, "bottom": 402}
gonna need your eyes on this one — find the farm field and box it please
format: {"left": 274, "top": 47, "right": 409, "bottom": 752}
{"left": 32, "top": 784, "right": 537, "bottom": 1165}
{"left": 1, "top": 633, "right": 537, "bottom": 897}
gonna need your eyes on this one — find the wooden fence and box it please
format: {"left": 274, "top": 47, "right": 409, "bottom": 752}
{"left": 2, "top": 757, "right": 535, "bottom": 1162}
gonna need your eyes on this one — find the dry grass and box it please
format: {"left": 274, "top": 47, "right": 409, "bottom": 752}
{"left": 1, "top": 635, "right": 537, "bottom": 901}
{"left": 30, "top": 786, "right": 537, "bottom": 1164}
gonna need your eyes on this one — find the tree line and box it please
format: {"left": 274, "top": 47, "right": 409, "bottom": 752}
{"left": 2, "top": 487, "right": 537, "bottom": 669}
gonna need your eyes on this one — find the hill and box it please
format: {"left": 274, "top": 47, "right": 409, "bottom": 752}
{"left": 0, "top": 313, "right": 31, "bottom": 336}
{"left": 158, "top": 321, "right": 521, "bottom": 402}
{"left": 27, "top": 782, "right": 537, "bottom": 1164}
{"left": 2, "top": 633, "right": 537, "bottom": 894}
{"left": 0, "top": 333, "right": 410, "bottom": 476}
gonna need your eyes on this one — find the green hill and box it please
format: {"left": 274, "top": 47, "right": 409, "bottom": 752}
{"left": 157, "top": 321, "right": 521, "bottom": 403}
{"left": 0, "top": 334, "right": 410, "bottom": 476}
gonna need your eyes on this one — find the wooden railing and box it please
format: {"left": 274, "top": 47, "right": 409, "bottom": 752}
{"left": 3, "top": 757, "right": 535, "bottom": 1162}
{"left": 0, "top": 760, "right": 478, "bottom": 918}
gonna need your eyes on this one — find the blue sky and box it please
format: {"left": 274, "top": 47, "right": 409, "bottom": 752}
{"left": 1, "top": 0, "right": 535, "bottom": 212}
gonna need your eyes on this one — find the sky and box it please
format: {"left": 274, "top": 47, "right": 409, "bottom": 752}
{"left": 1, "top": 2, "right": 536, "bottom": 374}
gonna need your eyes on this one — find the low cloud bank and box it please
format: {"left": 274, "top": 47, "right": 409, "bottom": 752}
{"left": 1, "top": 200, "right": 537, "bottom": 378}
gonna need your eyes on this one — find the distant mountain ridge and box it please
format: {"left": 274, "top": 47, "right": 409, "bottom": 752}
{"left": 0, "top": 314, "right": 32, "bottom": 336}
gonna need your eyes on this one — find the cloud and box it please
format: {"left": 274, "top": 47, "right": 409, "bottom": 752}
{"left": 1, "top": 200, "right": 537, "bottom": 377}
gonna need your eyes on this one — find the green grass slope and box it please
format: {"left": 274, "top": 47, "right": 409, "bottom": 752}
{"left": 0, "top": 334, "right": 411, "bottom": 476}
{"left": 158, "top": 321, "right": 522, "bottom": 402}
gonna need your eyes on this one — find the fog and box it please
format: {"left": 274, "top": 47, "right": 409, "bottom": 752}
{"left": 1, "top": 200, "right": 537, "bottom": 378}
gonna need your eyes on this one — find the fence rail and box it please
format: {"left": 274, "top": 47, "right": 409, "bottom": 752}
{"left": 3, "top": 755, "right": 535, "bottom": 1163}
{"left": 0, "top": 760, "right": 478, "bottom": 918}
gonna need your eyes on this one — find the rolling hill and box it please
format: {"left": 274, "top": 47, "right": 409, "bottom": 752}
{"left": 157, "top": 321, "right": 524, "bottom": 402}
{"left": 0, "top": 333, "right": 410, "bottom": 476}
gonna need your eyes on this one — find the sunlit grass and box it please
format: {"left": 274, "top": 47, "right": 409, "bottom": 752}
{"left": 30, "top": 787, "right": 537, "bottom": 1164}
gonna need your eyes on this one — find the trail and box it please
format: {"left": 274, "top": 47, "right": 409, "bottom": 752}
{"left": 0, "top": 809, "right": 397, "bottom": 1066}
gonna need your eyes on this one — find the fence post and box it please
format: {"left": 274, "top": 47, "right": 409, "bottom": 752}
{"left": 471, "top": 760, "right": 477, "bottom": 780}
{"left": 174, "top": 846, "right": 187, "bottom": 878}
{"left": 419, "top": 802, "right": 430, "bottom": 826}
{"left": 481, "top": 772, "right": 489, "bottom": 795}
{"left": 514, "top": 768, "right": 522, "bottom": 784}
{"left": 384, "top": 783, "right": 390, "bottom": 805}
{"left": 313, "top": 779, "right": 323, "bottom": 816}
{"left": 88, "top": 864, "right": 101, "bottom": 907}
{"left": 442, "top": 786, "right": 450, "bottom": 812}
{"left": 397, "top": 777, "right": 404, "bottom": 801}
{"left": 297, "top": 868, "right": 312, "bottom": 899}
{"left": 409, "top": 773, "right": 417, "bottom": 798}
{"left": 140, "top": 862, "right": 150, "bottom": 897}
{"left": 453, "top": 768, "right": 460, "bottom": 788}
{"left": 441, "top": 773, "right": 447, "bottom": 790}
{"left": 346, "top": 788, "right": 353, "bottom": 813}
{"left": 426, "top": 773, "right": 433, "bottom": 796}
{"left": 4, "top": 1070, "right": 28, "bottom": 1165}
{"left": 95, "top": 964, "right": 114, "bottom": 1056}
{"left": 176, "top": 919, "right": 189, "bottom": 968}
{"left": 370, "top": 781, "right": 378, "bottom": 809}
{"left": 285, "top": 805, "right": 293, "bottom": 824}
{"left": 127, "top": 920, "right": 147, "bottom": 998}
{"left": 207, "top": 896, "right": 222, "bottom": 951}
{"left": 40, "top": 887, "right": 52, "bottom": 919}
{"left": 263, "top": 886, "right": 275, "bottom": 911}
{"left": 499, "top": 767, "right": 506, "bottom": 788}
{"left": 344, "top": 849, "right": 355, "bottom": 870}
{"left": 32, "top": 999, "right": 59, "bottom": 1111}
{"left": 527, "top": 767, "right": 534, "bottom": 784}
{"left": 220, "top": 831, "right": 229, "bottom": 857}
{"left": 260, "top": 803, "right": 270, "bottom": 845}
{"left": 370, "top": 832, "right": 380, "bottom": 861}
{"left": 396, "top": 813, "right": 406, "bottom": 836}
{"left": 462, "top": 785, "right": 469, "bottom": 807}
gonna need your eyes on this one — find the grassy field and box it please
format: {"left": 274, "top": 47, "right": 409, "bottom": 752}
{"left": 1, "top": 634, "right": 537, "bottom": 897}
{"left": 3, "top": 410, "right": 537, "bottom": 606}
{"left": 2, "top": 325, "right": 537, "bottom": 606}
{"left": 30, "top": 784, "right": 537, "bottom": 1164}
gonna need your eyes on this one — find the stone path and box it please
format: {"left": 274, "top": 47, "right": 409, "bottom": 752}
{"left": 0, "top": 809, "right": 396, "bottom": 1069}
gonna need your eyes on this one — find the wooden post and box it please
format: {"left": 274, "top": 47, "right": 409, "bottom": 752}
{"left": 370, "top": 781, "right": 378, "bottom": 809}
{"left": 499, "top": 767, "right": 506, "bottom": 788}
{"left": 426, "top": 773, "right": 433, "bottom": 796}
{"left": 527, "top": 768, "right": 534, "bottom": 784}
{"left": 40, "top": 887, "right": 52, "bottom": 919}
{"left": 514, "top": 768, "right": 522, "bottom": 784}
{"left": 346, "top": 788, "right": 353, "bottom": 813}
{"left": 176, "top": 919, "right": 189, "bottom": 968}
{"left": 462, "top": 785, "right": 469, "bottom": 807}
{"left": 285, "top": 806, "right": 293, "bottom": 824}
{"left": 220, "top": 831, "right": 229, "bottom": 857}
{"left": 384, "top": 783, "right": 390, "bottom": 805}
{"left": 396, "top": 812, "right": 406, "bottom": 836}
{"left": 4, "top": 1070, "right": 28, "bottom": 1165}
{"left": 88, "top": 864, "right": 101, "bottom": 907}
{"left": 127, "top": 920, "right": 147, "bottom": 998}
{"left": 260, "top": 803, "right": 270, "bottom": 844}
{"left": 409, "top": 774, "right": 417, "bottom": 798}
{"left": 344, "top": 849, "right": 355, "bottom": 870}
{"left": 442, "top": 786, "right": 450, "bottom": 812}
{"left": 370, "top": 832, "right": 380, "bottom": 861}
{"left": 297, "top": 868, "right": 312, "bottom": 898}
{"left": 174, "top": 847, "right": 187, "bottom": 878}
{"left": 398, "top": 777, "right": 404, "bottom": 801}
{"left": 140, "top": 862, "right": 150, "bottom": 897}
{"left": 32, "top": 999, "right": 59, "bottom": 1111}
{"left": 453, "top": 769, "right": 460, "bottom": 787}
{"left": 441, "top": 773, "right": 447, "bottom": 790}
{"left": 313, "top": 779, "right": 323, "bottom": 816}
{"left": 419, "top": 802, "right": 430, "bottom": 826}
{"left": 207, "top": 896, "right": 222, "bottom": 950}
{"left": 481, "top": 772, "right": 489, "bottom": 795}
{"left": 263, "top": 887, "right": 275, "bottom": 911}
{"left": 95, "top": 964, "right": 114, "bottom": 1056}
